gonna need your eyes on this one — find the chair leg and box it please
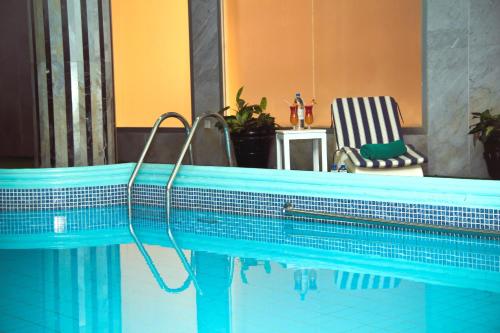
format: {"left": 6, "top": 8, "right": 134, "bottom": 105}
{"left": 333, "top": 150, "right": 348, "bottom": 172}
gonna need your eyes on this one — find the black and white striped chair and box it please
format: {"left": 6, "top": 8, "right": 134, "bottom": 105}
{"left": 331, "top": 96, "right": 427, "bottom": 176}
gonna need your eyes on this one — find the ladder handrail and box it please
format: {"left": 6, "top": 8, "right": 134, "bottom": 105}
{"left": 127, "top": 112, "right": 196, "bottom": 294}
{"left": 165, "top": 112, "right": 234, "bottom": 294}
{"left": 128, "top": 112, "right": 193, "bottom": 192}
{"left": 166, "top": 112, "right": 234, "bottom": 192}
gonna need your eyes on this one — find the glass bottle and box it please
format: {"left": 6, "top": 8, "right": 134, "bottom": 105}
{"left": 295, "top": 93, "right": 305, "bottom": 129}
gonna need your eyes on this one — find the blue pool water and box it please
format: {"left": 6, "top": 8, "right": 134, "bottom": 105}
{"left": 1, "top": 208, "right": 500, "bottom": 332}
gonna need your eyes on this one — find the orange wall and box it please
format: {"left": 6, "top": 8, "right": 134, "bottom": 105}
{"left": 111, "top": 0, "right": 191, "bottom": 127}
{"left": 224, "top": 0, "right": 314, "bottom": 117}
{"left": 224, "top": 0, "right": 422, "bottom": 128}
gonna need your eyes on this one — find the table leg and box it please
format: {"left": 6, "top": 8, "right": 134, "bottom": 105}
{"left": 321, "top": 135, "right": 328, "bottom": 172}
{"left": 313, "top": 139, "right": 319, "bottom": 171}
{"left": 284, "top": 138, "right": 291, "bottom": 170}
{"left": 276, "top": 135, "right": 282, "bottom": 169}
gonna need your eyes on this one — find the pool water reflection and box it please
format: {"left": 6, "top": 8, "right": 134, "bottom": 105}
{"left": 1, "top": 240, "right": 500, "bottom": 333}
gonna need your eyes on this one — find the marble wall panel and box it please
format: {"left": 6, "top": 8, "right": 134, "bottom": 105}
{"left": 32, "top": 0, "right": 51, "bottom": 167}
{"left": 425, "top": 0, "right": 500, "bottom": 179}
{"left": 426, "top": 0, "right": 469, "bottom": 31}
{"left": 468, "top": 0, "right": 500, "bottom": 179}
{"left": 426, "top": 46, "right": 469, "bottom": 177}
{"left": 32, "top": 0, "right": 115, "bottom": 167}
{"left": 102, "top": 0, "right": 115, "bottom": 164}
{"left": 469, "top": 44, "right": 500, "bottom": 178}
{"left": 86, "top": 0, "right": 104, "bottom": 165}
{"left": 188, "top": 0, "right": 230, "bottom": 166}
{"left": 425, "top": 0, "right": 470, "bottom": 177}
{"left": 67, "top": 0, "right": 87, "bottom": 166}
{"left": 469, "top": 0, "right": 500, "bottom": 48}
{"left": 189, "top": 0, "right": 223, "bottom": 116}
{"left": 48, "top": 0, "right": 69, "bottom": 167}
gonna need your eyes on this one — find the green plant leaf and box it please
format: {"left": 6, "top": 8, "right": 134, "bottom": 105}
{"left": 260, "top": 97, "right": 267, "bottom": 111}
{"left": 468, "top": 109, "right": 500, "bottom": 143}
{"left": 468, "top": 126, "right": 483, "bottom": 134}
{"left": 485, "top": 125, "right": 495, "bottom": 139}
{"left": 220, "top": 85, "right": 275, "bottom": 134}
{"left": 480, "top": 109, "right": 492, "bottom": 122}
{"left": 217, "top": 106, "right": 230, "bottom": 116}
{"left": 240, "top": 108, "right": 252, "bottom": 123}
{"left": 237, "top": 100, "right": 246, "bottom": 111}
{"left": 248, "top": 104, "right": 262, "bottom": 114}
{"left": 236, "top": 86, "right": 244, "bottom": 104}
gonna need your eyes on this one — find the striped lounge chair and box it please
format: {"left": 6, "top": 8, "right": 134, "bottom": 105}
{"left": 331, "top": 96, "right": 427, "bottom": 176}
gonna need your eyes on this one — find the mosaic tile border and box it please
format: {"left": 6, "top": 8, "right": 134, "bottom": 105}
{"left": 132, "top": 185, "right": 500, "bottom": 232}
{"left": 1, "top": 184, "right": 499, "bottom": 232}
{"left": 0, "top": 185, "right": 127, "bottom": 211}
{"left": 0, "top": 206, "right": 128, "bottom": 235}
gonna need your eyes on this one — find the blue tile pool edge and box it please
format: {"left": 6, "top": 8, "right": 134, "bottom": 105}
{"left": 1, "top": 163, "right": 499, "bottom": 232}
{"left": 1, "top": 163, "right": 500, "bottom": 209}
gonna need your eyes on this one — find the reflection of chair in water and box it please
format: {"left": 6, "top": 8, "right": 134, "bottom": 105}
{"left": 331, "top": 96, "right": 427, "bottom": 176}
{"left": 333, "top": 270, "right": 401, "bottom": 290}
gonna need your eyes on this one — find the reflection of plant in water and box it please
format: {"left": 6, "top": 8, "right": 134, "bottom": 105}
{"left": 239, "top": 259, "right": 318, "bottom": 300}
{"left": 239, "top": 258, "right": 272, "bottom": 284}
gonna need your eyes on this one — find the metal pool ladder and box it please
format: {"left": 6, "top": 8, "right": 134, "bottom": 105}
{"left": 127, "top": 112, "right": 234, "bottom": 295}
{"left": 127, "top": 112, "right": 194, "bottom": 293}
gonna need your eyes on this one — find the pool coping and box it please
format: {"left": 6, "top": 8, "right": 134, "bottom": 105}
{"left": 1, "top": 162, "right": 500, "bottom": 209}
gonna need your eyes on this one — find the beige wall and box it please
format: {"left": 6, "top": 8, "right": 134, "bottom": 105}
{"left": 111, "top": 0, "right": 192, "bottom": 127}
{"left": 224, "top": 0, "right": 422, "bottom": 128}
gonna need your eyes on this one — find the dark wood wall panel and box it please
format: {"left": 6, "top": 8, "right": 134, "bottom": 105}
{"left": 0, "top": 0, "right": 35, "bottom": 158}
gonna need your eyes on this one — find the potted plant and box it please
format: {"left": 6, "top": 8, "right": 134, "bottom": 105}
{"left": 469, "top": 109, "right": 500, "bottom": 179}
{"left": 219, "top": 86, "right": 276, "bottom": 168}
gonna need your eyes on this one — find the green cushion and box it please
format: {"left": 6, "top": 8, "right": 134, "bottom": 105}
{"left": 360, "top": 139, "right": 407, "bottom": 160}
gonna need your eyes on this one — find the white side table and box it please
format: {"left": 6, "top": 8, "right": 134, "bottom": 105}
{"left": 275, "top": 129, "right": 328, "bottom": 172}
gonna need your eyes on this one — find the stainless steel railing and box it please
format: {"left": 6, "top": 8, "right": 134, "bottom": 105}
{"left": 164, "top": 113, "right": 234, "bottom": 294}
{"left": 283, "top": 203, "right": 500, "bottom": 237}
{"left": 127, "top": 112, "right": 197, "bottom": 294}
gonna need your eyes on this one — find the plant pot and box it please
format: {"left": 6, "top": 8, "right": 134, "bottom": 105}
{"left": 483, "top": 135, "right": 500, "bottom": 180}
{"left": 230, "top": 130, "right": 275, "bottom": 168}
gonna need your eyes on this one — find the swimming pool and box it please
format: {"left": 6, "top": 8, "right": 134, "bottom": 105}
{"left": 1, "top": 205, "right": 500, "bottom": 333}
{"left": 1, "top": 164, "right": 500, "bottom": 332}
